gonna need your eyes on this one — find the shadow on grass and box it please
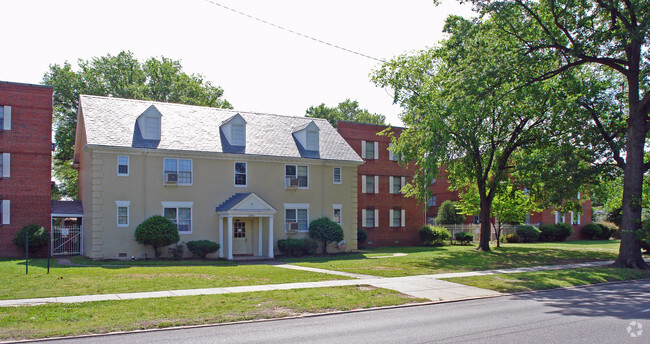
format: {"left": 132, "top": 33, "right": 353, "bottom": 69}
{"left": 1, "top": 257, "right": 242, "bottom": 270}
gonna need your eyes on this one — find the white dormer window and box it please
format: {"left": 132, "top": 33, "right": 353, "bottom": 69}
{"left": 221, "top": 113, "right": 247, "bottom": 146}
{"left": 232, "top": 123, "right": 245, "bottom": 146}
{"left": 306, "top": 129, "right": 319, "bottom": 151}
{"left": 293, "top": 121, "right": 320, "bottom": 152}
{"left": 137, "top": 105, "right": 162, "bottom": 140}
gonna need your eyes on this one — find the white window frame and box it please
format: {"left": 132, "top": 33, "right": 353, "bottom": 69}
{"left": 231, "top": 123, "right": 246, "bottom": 146}
{"left": 116, "top": 201, "right": 130, "bottom": 227}
{"left": 388, "top": 142, "right": 400, "bottom": 162}
{"left": 555, "top": 211, "right": 565, "bottom": 224}
{"left": 361, "top": 175, "right": 379, "bottom": 194}
{"left": 117, "top": 155, "right": 129, "bottom": 176}
{"left": 143, "top": 115, "right": 161, "bottom": 140}
{"left": 163, "top": 158, "right": 193, "bottom": 185}
{"left": 234, "top": 162, "right": 247, "bottom": 187}
{"left": 389, "top": 176, "right": 406, "bottom": 194}
{"left": 162, "top": 201, "right": 193, "bottom": 234}
{"left": 333, "top": 167, "right": 342, "bottom": 184}
{"left": 333, "top": 204, "right": 342, "bottom": 225}
{"left": 571, "top": 211, "right": 581, "bottom": 225}
{"left": 284, "top": 203, "right": 310, "bottom": 232}
{"left": 427, "top": 195, "right": 437, "bottom": 206}
{"left": 1, "top": 200, "right": 9, "bottom": 225}
{"left": 1, "top": 105, "right": 11, "bottom": 130}
{"left": 362, "top": 209, "right": 379, "bottom": 228}
{"left": 361, "top": 140, "right": 379, "bottom": 160}
{"left": 285, "top": 164, "right": 309, "bottom": 189}
{"left": 390, "top": 209, "right": 406, "bottom": 227}
{"left": 1, "top": 153, "right": 10, "bottom": 178}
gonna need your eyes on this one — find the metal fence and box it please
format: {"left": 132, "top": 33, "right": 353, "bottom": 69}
{"left": 437, "top": 223, "right": 524, "bottom": 242}
{"left": 51, "top": 225, "right": 82, "bottom": 256}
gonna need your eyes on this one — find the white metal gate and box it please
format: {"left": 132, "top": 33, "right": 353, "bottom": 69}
{"left": 51, "top": 225, "right": 82, "bottom": 256}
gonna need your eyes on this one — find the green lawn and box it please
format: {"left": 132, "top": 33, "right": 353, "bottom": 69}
{"left": 280, "top": 241, "right": 621, "bottom": 277}
{"left": 0, "top": 258, "right": 349, "bottom": 300}
{"left": 443, "top": 266, "right": 650, "bottom": 293}
{"left": 0, "top": 286, "right": 426, "bottom": 341}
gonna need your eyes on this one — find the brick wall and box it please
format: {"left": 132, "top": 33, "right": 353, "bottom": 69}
{"left": 0, "top": 81, "right": 53, "bottom": 257}
{"left": 337, "top": 122, "right": 425, "bottom": 247}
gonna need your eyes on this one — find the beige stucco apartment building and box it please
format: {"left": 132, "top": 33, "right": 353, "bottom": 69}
{"left": 74, "top": 95, "right": 362, "bottom": 260}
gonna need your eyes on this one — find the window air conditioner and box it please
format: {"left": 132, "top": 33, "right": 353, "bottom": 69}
{"left": 165, "top": 172, "right": 178, "bottom": 183}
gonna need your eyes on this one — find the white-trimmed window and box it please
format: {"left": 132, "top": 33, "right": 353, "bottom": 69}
{"left": 555, "top": 211, "right": 565, "bottom": 224}
{"left": 0, "top": 200, "right": 9, "bottom": 224}
{"left": 116, "top": 201, "right": 130, "bottom": 227}
{"left": 390, "top": 209, "right": 405, "bottom": 227}
{"left": 235, "top": 162, "right": 247, "bottom": 187}
{"left": 472, "top": 215, "right": 480, "bottom": 224}
{"left": 117, "top": 155, "right": 129, "bottom": 176}
{"left": 571, "top": 211, "right": 581, "bottom": 225}
{"left": 361, "top": 140, "right": 378, "bottom": 160}
{"left": 524, "top": 214, "right": 531, "bottom": 225}
{"left": 1, "top": 105, "right": 11, "bottom": 130}
{"left": 388, "top": 143, "right": 401, "bottom": 162}
{"left": 427, "top": 195, "right": 437, "bottom": 206}
{"left": 231, "top": 124, "right": 245, "bottom": 146}
{"left": 390, "top": 176, "right": 405, "bottom": 194}
{"left": 285, "top": 165, "right": 308, "bottom": 188}
{"left": 333, "top": 204, "right": 342, "bottom": 224}
{"left": 362, "top": 175, "right": 379, "bottom": 194}
{"left": 143, "top": 115, "right": 161, "bottom": 140}
{"left": 285, "top": 203, "right": 309, "bottom": 232}
{"left": 333, "top": 167, "right": 342, "bottom": 184}
{"left": 163, "top": 202, "right": 193, "bottom": 233}
{"left": 1, "top": 153, "right": 9, "bottom": 178}
{"left": 362, "top": 209, "right": 379, "bottom": 228}
{"left": 306, "top": 129, "right": 319, "bottom": 151}
{"left": 164, "top": 158, "right": 192, "bottom": 185}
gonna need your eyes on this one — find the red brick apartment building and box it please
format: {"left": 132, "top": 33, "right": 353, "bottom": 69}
{"left": 337, "top": 122, "right": 592, "bottom": 246}
{"left": 0, "top": 81, "right": 53, "bottom": 257}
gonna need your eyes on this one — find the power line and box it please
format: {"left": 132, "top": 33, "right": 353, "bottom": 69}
{"left": 202, "top": 0, "right": 387, "bottom": 63}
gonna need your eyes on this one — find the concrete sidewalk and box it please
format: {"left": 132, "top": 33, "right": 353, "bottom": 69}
{"left": 0, "top": 260, "right": 622, "bottom": 307}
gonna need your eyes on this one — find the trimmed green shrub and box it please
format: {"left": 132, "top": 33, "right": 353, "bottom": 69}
{"left": 418, "top": 226, "right": 451, "bottom": 246}
{"left": 504, "top": 233, "right": 520, "bottom": 243}
{"left": 277, "top": 238, "right": 319, "bottom": 257}
{"left": 309, "top": 217, "right": 344, "bottom": 254}
{"left": 357, "top": 227, "right": 368, "bottom": 246}
{"left": 168, "top": 243, "right": 184, "bottom": 260}
{"left": 186, "top": 240, "right": 220, "bottom": 259}
{"left": 13, "top": 224, "right": 49, "bottom": 254}
{"left": 582, "top": 223, "right": 602, "bottom": 240}
{"left": 454, "top": 232, "right": 473, "bottom": 245}
{"left": 539, "top": 223, "right": 573, "bottom": 242}
{"left": 435, "top": 200, "right": 466, "bottom": 224}
{"left": 134, "top": 215, "right": 180, "bottom": 258}
{"left": 596, "top": 223, "right": 613, "bottom": 240}
{"left": 555, "top": 223, "right": 573, "bottom": 241}
{"left": 515, "top": 225, "right": 541, "bottom": 243}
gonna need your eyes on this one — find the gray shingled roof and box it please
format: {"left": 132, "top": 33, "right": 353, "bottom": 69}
{"left": 51, "top": 201, "right": 83, "bottom": 216}
{"left": 215, "top": 193, "right": 252, "bottom": 212}
{"left": 79, "top": 95, "right": 362, "bottom": 162}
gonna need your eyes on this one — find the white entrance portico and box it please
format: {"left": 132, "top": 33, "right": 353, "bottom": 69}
{"left": 215, "top": 193, "right": 277, "bottom": 260}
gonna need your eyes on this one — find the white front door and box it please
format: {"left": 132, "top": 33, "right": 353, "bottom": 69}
{"left": 233, "top": 219, "right": 250, "bottom": 254}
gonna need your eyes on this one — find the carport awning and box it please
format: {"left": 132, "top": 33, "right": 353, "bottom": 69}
{"left": 51, "top": 200, "right": 83, "bottom": 217}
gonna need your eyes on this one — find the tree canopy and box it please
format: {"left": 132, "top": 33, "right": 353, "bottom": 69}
{"left": 467, "top": 0, "right": 649, "bottom": 268}
{"left": 373, "top": 14, "right": 565, "bottom": 251}
{"left": 305, "top": 99, "right": 386, "bottom": 127}
{"left": 43, "top": 51, "right": 232, "bottom": 199}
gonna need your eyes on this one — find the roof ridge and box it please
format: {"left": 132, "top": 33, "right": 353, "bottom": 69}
{"left": 80, "top": 94, "right": 330, "bottom": 123}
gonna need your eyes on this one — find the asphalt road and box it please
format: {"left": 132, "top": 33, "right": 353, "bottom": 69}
{"left": 28, "top": 279, "right": 650, "bottom": 344}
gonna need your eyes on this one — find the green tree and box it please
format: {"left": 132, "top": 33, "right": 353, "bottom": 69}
{"left": 457, "top": 184, "right": 541, "bottom": 247}
{"left": 435, "top": 200, "right": 466, "bottom": 225}
{"left": 134, "top": 215, "right": 180, "bottom": 258}
{"left": 308, "top": 217, "right": 344, "bottom": 254}
{"left": 467, "top": 0, "right": 649, "bottom": 267}
{"left": 43, "top": 51, "right": 232, "bottom": 199}
{"left": 305, "top": 99, "right": 386, "bottom": 127}
{"left": 373, "top": 15, "right": 563, "bottom": 251}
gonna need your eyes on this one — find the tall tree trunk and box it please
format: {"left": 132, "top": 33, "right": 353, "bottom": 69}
{"left": 478, "top": 196, "right": 492, "bottom": 251}
{"left": 614, "top": 48, "right": 648, "bottom": 269}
